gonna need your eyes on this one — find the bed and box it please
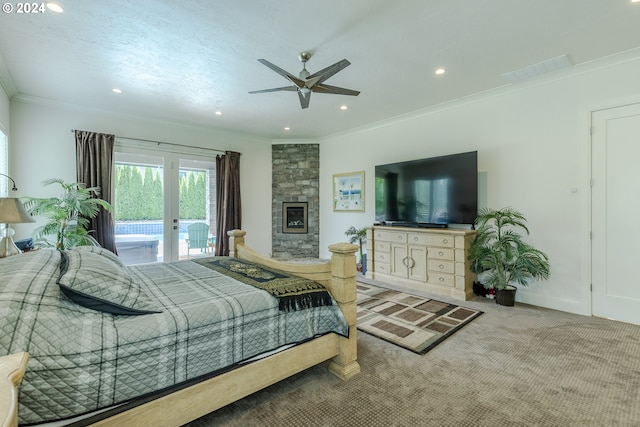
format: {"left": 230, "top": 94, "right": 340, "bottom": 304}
{"left": 0, "top": 230, "right": 360, "bottom": 426}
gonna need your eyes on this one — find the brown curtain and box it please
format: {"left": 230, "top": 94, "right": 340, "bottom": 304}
{"left": 75, "top": 130, "right": 118, "bottom": 253}
{"left": 215, "top": 151, "right": 241, "bottom": 256}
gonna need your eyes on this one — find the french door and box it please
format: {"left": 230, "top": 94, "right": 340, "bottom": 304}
{"left": 113, "top": 144, "right": 216, "bottom": 265}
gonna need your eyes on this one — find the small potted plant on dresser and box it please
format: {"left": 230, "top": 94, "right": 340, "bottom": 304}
{"left": 345, "top": 225, "right": 368, "bottom": 274}
{"left": 468, "top": 207, "right": 550, "bottom": 306}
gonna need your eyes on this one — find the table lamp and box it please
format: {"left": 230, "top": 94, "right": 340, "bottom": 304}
{"left": 0, "top": 174, "right": 36, "bottom": 257}
{"left": 0, "top": 198, "right": 35, "bottom": 257}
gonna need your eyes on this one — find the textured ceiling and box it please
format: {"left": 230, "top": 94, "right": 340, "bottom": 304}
{"left": 0, "top": 0, "right": 639, "bottom": 139}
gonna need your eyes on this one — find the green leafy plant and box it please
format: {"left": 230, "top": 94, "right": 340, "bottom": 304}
{"left": 468, "top": 207, "right": 550, "bottom": 290}
{"left": 24, "top": 178, "right": 112, "bottom": 250}
{"left": 345, "top": 225, "right": 368, "bottom": 263}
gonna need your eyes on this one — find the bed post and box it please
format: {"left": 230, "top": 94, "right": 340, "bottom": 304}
{"left": 0, "top": 352, "right": 28, "bottom": 427}
{"left": 227, "top": 229, "right": 246, "bottom": 257}
{"left": 326, "top": 242, "right": 361, "bottom": 380}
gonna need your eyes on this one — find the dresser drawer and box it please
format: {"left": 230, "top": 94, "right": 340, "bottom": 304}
{"left": 404, "top": 232, "right": 455, "bottom": 248}
{"left": 428, "top": 259, "right": 455, "bottom": 274}
{"left": 429, "top": 247, "right": 454, "bottom": 261}
{"left": 375, "top": 252, "right": 391, "bottom": 263}
{"left": 427, "top": 272, "right": 455, "bottom": 287}
{"left": 374, "top": 241, "right": 391, "bottom": 253}
{"left": 374, "top": 262, "right": 391, "bottom": 274}
{"left": 374, "top": 230, "right": 407, "bottom": 244}
{"left": 422, "top": 234, "right": 455, "bottom": 248}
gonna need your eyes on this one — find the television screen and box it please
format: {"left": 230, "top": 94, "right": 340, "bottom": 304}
{"left": 375, "top": 151, "right": 478, "bottom": 226}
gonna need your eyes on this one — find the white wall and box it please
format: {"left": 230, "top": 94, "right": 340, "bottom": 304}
{"left": 318, "top": 49, "right": 640, "bottom": 316}
{"left": 0, "top": 85, "right": 8, "bottom": 131}
{"left": 9, "top": 98, "right": 273, "bottom": 254}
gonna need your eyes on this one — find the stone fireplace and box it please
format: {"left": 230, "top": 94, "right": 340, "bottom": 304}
{"left": 272, "top": 144, "right": 319, "bottom": 258}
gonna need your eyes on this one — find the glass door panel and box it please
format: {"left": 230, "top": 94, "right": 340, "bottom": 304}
{"left": 178, "top": 158, "right": 216, "bottom": 260}
{"left": 113, "top": 152, "right": 165, "bottom": 265}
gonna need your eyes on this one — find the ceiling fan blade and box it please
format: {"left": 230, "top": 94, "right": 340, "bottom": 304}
{"left": 249, "top": 86, "right": 298, "bottom": 94}
{"left": 257, "top": 59, "right": 306, "bottom": 88}
{"left": 312, "top": 83, "right": 360, "bottom": 96}
{"left": 307, "top": 59, "right": 351, "bottom": 86}
{"left": 298, "top": 90, "right": 311, "bottom": 109}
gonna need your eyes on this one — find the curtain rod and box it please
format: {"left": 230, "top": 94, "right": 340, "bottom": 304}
{"left": 70, "top": 129, "right": 231, "bottom": 154}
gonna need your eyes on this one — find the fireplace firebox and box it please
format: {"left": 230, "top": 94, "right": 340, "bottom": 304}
{"left": 282, "top": 202, "right": 308, "bottom": 234}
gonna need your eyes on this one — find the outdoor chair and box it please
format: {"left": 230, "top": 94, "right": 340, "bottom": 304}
{"left": 186, "top": 222, "right": 210, "bottom": 258}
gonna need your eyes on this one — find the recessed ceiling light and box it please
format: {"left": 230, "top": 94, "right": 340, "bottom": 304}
{"left": 435, "top": 68, "right": 446, "bottom": 75}
{"left": 112, "top": 88, "right": 122, "bottom": 94}
{"left": 215, "top": 111, "right": 222, "bottom": 116}
{"left": 340, "top": 105, "right": 348, "bottom": 110}
{"left": 284, "top": 127, "right": 290, "bottom": 131}
{"left": 46, "top": 2, "right": 63, "bottom": 12}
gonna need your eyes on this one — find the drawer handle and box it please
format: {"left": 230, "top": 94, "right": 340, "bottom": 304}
{"left": 442, "top": 239, "right": 449, "bottom": 244}
{"left": 438, "top": 251, "right": 444, "bottom": 256}
{"left": 439, "top": 277, "right": 445, "bottom": 282}
{"left": 380, "top": 255, "right": 385, "bottom": 260}
{"left": 439, "top": 264, "right": 444, "bottom": 270}
{"left": 413, "top": 236, "right": 418, "bottom": 241}
{"left": 398, "top": 236, "right": 403, "bottom": 240}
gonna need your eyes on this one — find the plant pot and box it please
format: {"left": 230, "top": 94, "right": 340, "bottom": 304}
{"left": 495, "top": 286, "right": 516, "bottom": 306}
{"left": 361, "top": 254, "right": 367, "bottom": 275}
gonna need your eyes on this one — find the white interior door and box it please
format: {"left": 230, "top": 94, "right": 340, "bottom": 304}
{"left": 591, "top": 103, "right": 640, "bottom": 325}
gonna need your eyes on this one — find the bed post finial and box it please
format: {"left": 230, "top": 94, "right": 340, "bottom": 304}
{"left": 227, "top": 230, "right": 246, "bottom": 258}
{"left": 327, "top": 242, "right": 361, "bottom": 380}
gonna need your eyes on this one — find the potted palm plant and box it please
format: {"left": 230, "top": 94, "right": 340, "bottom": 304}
{"left": 468, "top": 207, "right": 550, "bottom": 306}
{"left": 345, "top": 225, "right": 368, "bottom": 274}
{"left": 24, "top": 178, "right": 112, "bottom": 250}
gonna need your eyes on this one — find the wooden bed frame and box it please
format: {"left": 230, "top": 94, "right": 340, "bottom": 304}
{"left": 0, "top": 230, "right": 360, "bottom": 427}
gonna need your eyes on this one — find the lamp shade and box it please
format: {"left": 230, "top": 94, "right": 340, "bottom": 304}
{"left": 0, "top": 198, "right": 35, "bottom": 224}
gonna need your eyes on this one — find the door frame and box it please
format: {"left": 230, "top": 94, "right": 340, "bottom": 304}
{"left": 589, "top": 101, "right": 640, "bottom": 323}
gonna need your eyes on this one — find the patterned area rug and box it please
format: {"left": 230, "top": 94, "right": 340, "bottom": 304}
{"left": 356, "top": 282, "right": 483, "bottom": 354}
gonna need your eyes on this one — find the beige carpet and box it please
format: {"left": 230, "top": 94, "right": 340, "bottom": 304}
{"left": 185, "top": 278, "right": 640, "bottom": 427}
{"left": 357, "top": 282, "right": 482, "bottom": 354}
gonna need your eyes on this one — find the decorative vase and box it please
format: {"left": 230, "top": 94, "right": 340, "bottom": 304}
{"left": 495, "top": 286, "right": 516, "bottom": 306}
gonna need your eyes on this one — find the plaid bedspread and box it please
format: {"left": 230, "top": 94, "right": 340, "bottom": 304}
{"left": 0, "top": 250, "right": 348, "bottom": 425}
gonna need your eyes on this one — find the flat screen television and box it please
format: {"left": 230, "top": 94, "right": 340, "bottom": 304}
{"left": 375, "top": 151, "right": 478, "bottom": 227}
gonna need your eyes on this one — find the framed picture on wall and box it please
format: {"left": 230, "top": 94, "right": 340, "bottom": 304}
{"left": 333, "top": 171, "right": 364, "bottom": 212}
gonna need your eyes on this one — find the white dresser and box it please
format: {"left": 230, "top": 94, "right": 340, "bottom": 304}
{"left": 365, "top": 226, "right": 476, "bottom": 300}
